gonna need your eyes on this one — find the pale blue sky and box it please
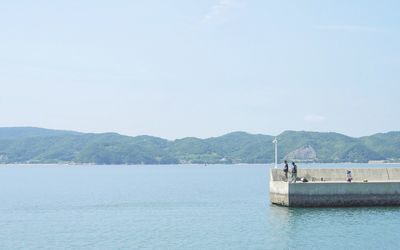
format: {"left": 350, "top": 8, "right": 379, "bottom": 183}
{"left": 1, "top": 0, "right": 399, "bottom": 139}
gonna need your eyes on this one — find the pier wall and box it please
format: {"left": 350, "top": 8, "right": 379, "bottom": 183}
{"left": 270, "top": 168, "right": 400, "bottom": 207}
{"left": 269, "top": 181, "right": 289, "bottom": 206}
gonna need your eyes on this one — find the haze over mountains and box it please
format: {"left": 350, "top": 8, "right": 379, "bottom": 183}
{"left": 0, "top": 127, "right": 399, "bottom": 164}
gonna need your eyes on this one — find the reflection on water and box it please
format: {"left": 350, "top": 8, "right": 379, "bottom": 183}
{"left": 268, "top": 204, "right": 400, "bottom": 249}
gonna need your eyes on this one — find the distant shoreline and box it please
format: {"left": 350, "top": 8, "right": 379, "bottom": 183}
{"left": 1, "top": 162, "right": 400, "bottom": 166}
{"left": 1, "top": 127, "right": 399, "bottom": 165}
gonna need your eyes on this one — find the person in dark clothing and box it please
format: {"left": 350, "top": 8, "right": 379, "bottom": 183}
{"left": 291, "top": 162, "right": 298, "bottom": 183}
{"left": 283, "top": 160, "right": 289, "bottom": 181}
{"left": 346, "top": 170, "right": 353, "bottom": 183}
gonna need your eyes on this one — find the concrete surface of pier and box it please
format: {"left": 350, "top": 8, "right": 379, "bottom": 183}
{"left": 270, "top": 168, "right": 400, "bottom": 207}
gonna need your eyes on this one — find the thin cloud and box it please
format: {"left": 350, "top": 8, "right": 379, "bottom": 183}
{"left": 314, "top": 25, "right": 382, "bottom": 33}
{"left": 304, "top": 114, "right": 326, "bottom": 123}
{"left": 202, "top": 0, "right": 236, "bottom": 23}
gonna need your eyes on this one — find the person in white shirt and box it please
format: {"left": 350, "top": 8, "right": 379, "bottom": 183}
{"left": 291, "top": 162, "right": 297, "bottom": 183}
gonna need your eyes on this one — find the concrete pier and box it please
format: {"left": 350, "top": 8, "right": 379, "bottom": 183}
{"left": 270, "top": 168, "right": 400, "bottom": 207}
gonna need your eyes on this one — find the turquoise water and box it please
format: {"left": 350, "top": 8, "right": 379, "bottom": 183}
{"left": 0, "top": 164, "right": 400, "bottom": 249}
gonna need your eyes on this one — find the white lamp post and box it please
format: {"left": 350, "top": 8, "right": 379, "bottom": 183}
{"left": 272, "top": 137, "right": 278, "bottom": 169}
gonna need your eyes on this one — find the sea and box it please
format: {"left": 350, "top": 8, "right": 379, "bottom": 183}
{"left": 0, "top": 163, "right": 400, "bottom": 250}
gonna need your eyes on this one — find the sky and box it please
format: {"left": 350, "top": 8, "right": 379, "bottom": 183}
{"left": 0, "top": 0, "right": 399, "bottom": 139}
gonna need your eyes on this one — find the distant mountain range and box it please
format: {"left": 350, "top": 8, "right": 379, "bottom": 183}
{"left": 0, "top": 127, "right": 399, "bottom": 164}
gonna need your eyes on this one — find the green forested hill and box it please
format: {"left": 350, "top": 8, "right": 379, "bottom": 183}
{"left": 0, "top": 127, "right": 81, "bottom": 140}
{"left": 0, "top": 127, "right": 398, "bottom": 164}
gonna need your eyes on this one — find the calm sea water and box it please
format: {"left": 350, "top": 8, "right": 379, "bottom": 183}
{"left": 1, "top": 163, "right": 400, "bottom": 250}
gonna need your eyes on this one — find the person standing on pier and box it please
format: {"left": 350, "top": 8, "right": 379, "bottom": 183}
{"left": 346, "top": 170, "right": 353, "bottom": 183}
{"left": 283, "top": 160, "right": 289, "bottom": 181}
{"left": 291, "top": 162, "right": 297, "bottom": 183}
